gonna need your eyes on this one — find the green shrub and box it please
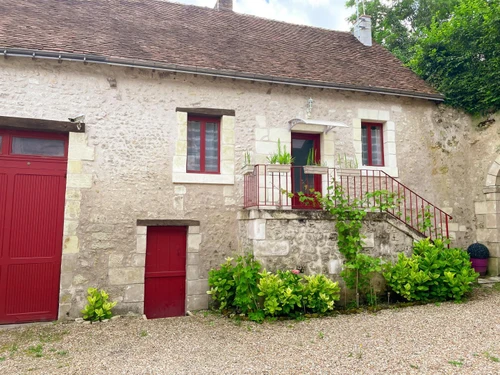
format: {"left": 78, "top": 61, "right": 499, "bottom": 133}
{"left": 208, "top": 257, "right": 341, "bottom": 320}
{"left": 81, "top": 288, "right": 117, "bottom": 322}
{"left": 384, "top": 239, "right": 478, "bottom": 302}
{"left": 232, "top": 255, "right": 262, "bottom": 314}
{"left": 257, "top": 270, "right": 303, "bottom": 316}
{"left": 302, "top": 274, "right": 341, "bottom": 313}
{"left": 207, "top": 254, "right": 261, "bottom": 313}
{"left": 207, "top": 257, "right": 236, "bottom": 311}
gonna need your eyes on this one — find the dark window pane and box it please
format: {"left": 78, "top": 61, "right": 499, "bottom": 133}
{"left": 205, "top": 122, "right": 219, "bottom": 172}
{"left": 12, "top": 137, "right": 65, "bottom": 157}
{"left": 187, "top": 121, "right": 201, "bottom": 171}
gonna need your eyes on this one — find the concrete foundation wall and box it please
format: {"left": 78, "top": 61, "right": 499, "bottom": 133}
{"left": 0, "top": 57, "right": 497, "bottom": 318}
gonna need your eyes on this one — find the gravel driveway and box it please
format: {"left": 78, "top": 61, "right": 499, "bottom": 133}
{"left": 1, "top": 287, "right": 499, "bottom": 375}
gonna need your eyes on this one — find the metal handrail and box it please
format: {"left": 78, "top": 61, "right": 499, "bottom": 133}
{"left": 243, "top": 165, "right": 452, "bottom": 240}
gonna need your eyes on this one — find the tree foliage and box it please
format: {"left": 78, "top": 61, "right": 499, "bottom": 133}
{"left": 345, "top": 0, "right": 460, "bottom": 64}
{"left": 409, "top": 0, "right": 500, "bottom": 115}
{"left": 346, "top": 0, "right": 500, "bottom": 115}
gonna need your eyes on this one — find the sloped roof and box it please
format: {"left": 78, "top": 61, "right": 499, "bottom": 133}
{"left": 0, "top": 0, "right": 442, "bottom": 100}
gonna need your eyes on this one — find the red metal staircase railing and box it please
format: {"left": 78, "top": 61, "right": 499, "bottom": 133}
{"left": 243, "top": 166, "right": 452, "bottom": 240}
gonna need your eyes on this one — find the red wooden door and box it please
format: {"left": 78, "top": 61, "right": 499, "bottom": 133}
{"left": 0, "top": 130, "right": 68, "bottom": 324}
{"left": 144, "top": 226, "right": 187, "bottom": 319}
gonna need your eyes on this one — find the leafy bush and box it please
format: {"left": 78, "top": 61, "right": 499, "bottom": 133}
{"left": 302, "top": 274, "right": 341, "bottom": 314}
{"left": 207, "top": 258, "right": 236, "bottom": 311}
{"left": 467, "top": 243, "right": 490, "bottom": 259}
{"left": 207, "top": 254, "right": 261, "bottom": 313}
{"left": 257, "top": 270, "right": 303, "bottom": 316}
{"left": 208, "top": 257, "right": 341, "bottom": 320}
{"left": 384, "top": 239, "right": 478, "bottom": 302}
{"left": 232, "top": 255, "right": 262, "bottom": 314}
{"left": 81, "top": 288, "right": 117, "bottom": 322}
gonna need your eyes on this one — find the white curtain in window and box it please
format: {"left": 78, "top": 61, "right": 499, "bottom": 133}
{"left": 370, "top": 126, "right": 383, "bottom": 165}
{"left": 205, "top": 122, "right": 219, "bottom": 172}
{"left": 187, "top": 121, "right": 201, "bottom": 171}
{"left": 361, "top": 127, "right": 368, "bottom": 166}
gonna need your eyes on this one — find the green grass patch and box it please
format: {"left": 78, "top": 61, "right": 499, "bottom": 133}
{"left": 485, "top": 352, "right": 499, "bottom": 362}
{"left": 27, "top": 344, "right": 43, "bottom": 358}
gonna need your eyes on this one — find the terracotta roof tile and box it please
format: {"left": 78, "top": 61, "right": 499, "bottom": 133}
{"left": 0, "top": 0, "right": 441, "bottom": 98}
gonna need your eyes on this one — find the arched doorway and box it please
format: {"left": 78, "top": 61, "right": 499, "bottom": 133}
{"left": 475, "top": 156, "right": 500, "bottom": 276}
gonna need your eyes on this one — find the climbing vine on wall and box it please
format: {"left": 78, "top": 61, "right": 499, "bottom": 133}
{"left": 296, "top": 186, "right": 400, "bottom": 301}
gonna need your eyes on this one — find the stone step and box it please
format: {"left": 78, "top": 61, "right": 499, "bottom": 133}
{"left": 478, "top": 276, "right": 500, "bottom": 284}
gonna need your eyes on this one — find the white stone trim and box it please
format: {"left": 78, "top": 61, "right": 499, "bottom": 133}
{"left": 129, "top": 224, "right": 210, "bottom": 315}
{"left": 173, "top": 112, "right": 235, "bottom": 185}
{"left": 485, "top": 157, "right": 500, "bottom": 187}
{"left": 475, "top": 156, "right": 500, "bottom": 275}
{"left": 59, "top": 131, "right": 95, "bottom": 319}
{"left": 254, "top": 125, "right": 291, "bottom": 164}
{"left": 186, "top": 226, "right": 209, "bottom": 311}
{"left": 353, "top": 109, "right": 399, "bottom": 177}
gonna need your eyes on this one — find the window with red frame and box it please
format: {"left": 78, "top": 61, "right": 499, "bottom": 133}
{"left": 187, "top": 116, "right": 220, "bottom": 173}
{"left": 361, "top": 123, "right": 384, "bottom": 166}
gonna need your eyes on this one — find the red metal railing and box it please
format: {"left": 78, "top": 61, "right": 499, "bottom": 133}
{"left": 243, "top": 165, "right": 452, "bottom": 240}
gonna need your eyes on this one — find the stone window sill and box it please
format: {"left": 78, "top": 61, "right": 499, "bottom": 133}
{"left": 173, "top": 172, "right": 234, "bottom": 185}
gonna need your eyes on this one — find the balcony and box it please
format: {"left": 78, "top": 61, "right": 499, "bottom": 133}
{"left": 243, "top": 165, "right": 452, "bottom": 240}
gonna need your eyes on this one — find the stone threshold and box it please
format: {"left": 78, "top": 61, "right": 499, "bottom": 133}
{"left": 477, "top": 276, "right": 500, "bottom": 284}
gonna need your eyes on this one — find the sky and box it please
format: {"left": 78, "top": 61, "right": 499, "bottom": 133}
{"left": 174, "top": 0, "right": 353, "bottom": 31}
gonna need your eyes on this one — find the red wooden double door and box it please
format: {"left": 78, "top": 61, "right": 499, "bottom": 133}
{"left": 0, "top": 130, "right": 68, "bottom": 324}
{"left": 144, "top": 226, "right": 187, "bottom": 319}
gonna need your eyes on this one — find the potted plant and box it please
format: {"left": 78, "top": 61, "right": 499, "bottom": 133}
{"left": 266, "top": 139, "right": 294, "bottom": 173}
{"left": 303, "top": 148, "right": 328, "bottom": 175}
{"left": 336, "top": 154, "right": 359, "bottom": 177}
{"left": 241, "top": 151, "right": 255, "bottom": 175}
{"left": 467, "top": 243, "right": 489, "bottom": 276}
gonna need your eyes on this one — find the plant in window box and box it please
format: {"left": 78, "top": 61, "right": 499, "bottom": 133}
{"left": 303, "top": 148, "right": 328, "bottom": 175}
{"left": 335, "top": 154, "right": 359, "bottom": 177}
{"left": 241, "top": 151, "right": 255, "bottom": 175}
{"left": 466, "top": 243, "right": 489, "bottom": 276}
{"left": 266, "top": 139, "right": 294, "bottom": 173}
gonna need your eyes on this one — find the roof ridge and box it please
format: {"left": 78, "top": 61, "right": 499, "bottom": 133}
{"left": 143, "top": 0, "right": 352, "bottom": 34}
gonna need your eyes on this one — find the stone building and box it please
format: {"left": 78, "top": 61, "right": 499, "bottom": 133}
{"left": 0, "top": 0, "right": 498, "bottom": 324}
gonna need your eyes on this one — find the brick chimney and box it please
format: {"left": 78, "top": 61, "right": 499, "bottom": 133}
{"left": 214, "top": 0, "right": 233, "bottom": 11}
{"left": 353, "top": 15, "right": 372, "bottom": 46}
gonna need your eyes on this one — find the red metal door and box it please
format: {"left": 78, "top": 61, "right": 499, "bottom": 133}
{"left": 144, "top": 226, "right": 187, "bottom": 319}
{"left": 0, "top": 130, "right": 68, "bottom": 324}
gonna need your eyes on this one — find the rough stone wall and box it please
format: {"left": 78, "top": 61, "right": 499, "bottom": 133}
{"left": 238, "top": 210, "right": 419, "bottom": 275}
{"left": 0, "top": 56, "right": 493, "bottom": 317}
